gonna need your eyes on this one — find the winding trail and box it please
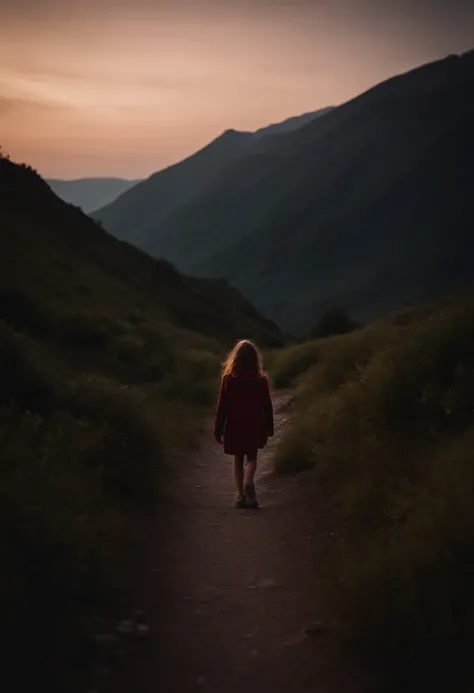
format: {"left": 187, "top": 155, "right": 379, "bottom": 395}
{"left": 93, "top": 391, "right": 368, "bottom": 692}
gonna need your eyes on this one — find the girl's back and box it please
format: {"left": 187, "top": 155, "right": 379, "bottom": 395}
{"left": 225, "top": 372, "right": 267, "bottom": 420}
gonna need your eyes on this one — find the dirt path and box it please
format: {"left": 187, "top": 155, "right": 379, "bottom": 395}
{"left": 91, "top": 391, "right": 368, "bottom": 692}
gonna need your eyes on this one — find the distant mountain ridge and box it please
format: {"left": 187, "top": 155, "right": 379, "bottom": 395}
{"left": 92, "top": 108, "right": 334, "bottom": 250}
{"left": 94, "top": 51, "right": 474, "bottom": 333}
{"left": 47, "top": 177, "right": 141, "bottom": 213}
{"left": 219, "top": 108, "right": 335, "bottom": 139}
{"left": 254, "top": 108, "right": 334, "bottom": 137}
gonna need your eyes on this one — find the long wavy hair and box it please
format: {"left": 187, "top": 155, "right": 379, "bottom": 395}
{"left": 222, "top": 339, "right": 264, "bottom": 377}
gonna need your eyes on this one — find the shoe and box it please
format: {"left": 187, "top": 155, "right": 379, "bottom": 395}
{"left": 235, "top": 494, "right": 247, "bottom": 509}
{"left": 244, "top": 483, "right": 259, "bottom": 509}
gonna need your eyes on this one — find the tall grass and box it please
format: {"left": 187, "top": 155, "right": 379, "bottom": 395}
{"left": 273, "top": 292, "right": 474, "bottom": 690}
{"left": 0, "top": 308, "right": 222, "bottom": 685}
{"left": 0, "top": 321, "right": 169, "bottom": 675}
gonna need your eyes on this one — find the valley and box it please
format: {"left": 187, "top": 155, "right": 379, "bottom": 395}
{"left": 1, "top": 43, "right": 474, "bottom": 693}
{"left": 94, "top": 51, "right": 474, "bottom": 334}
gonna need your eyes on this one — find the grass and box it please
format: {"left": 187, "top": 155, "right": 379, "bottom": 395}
{"left": 0, "top": 321, "right": 162, "bottom": 681}
{"left": 0, "top": 152, "right": 282, "bottom": 687}
{"left": 272, "top": 289, "right": 474, "bottom": 691}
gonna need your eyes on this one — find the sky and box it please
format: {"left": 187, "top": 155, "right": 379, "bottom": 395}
{"left": 1, "top": 0, "right": 473, "bottom": 179}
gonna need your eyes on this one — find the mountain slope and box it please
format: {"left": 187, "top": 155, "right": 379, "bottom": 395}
{"left": 46, "top": 177, "right": 141, "bottom": 213}
{"left": 95, "top": 51, "right": 474, "bottom": 333}
{"left": 2, "top": 158, "right": 281, "bottom": 349}
{"left": 93, "top": 108, "right": 333, "bottom": 250}
{"left": 272, "top": 286, "right": 474, "bottom": 691}
{"left": 0, "top": 152, "right": 283, "bottom": 684}
{"left": 253, "top": 107, "right": 334, "bottom": 138}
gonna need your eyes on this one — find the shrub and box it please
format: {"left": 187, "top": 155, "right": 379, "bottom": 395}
{"left": 0, "top": 288, "right": 49, "bottom": 334}
{"left": 309, "top": 306, "right": 359, "bottom": 339}
{"left": 57, "top": 313, "right": 117, "bottom": 349}
{"left": 0, "top": 322, "right": 64, "bottom": 412}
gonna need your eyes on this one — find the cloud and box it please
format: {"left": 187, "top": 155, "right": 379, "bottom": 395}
{"left": 3, "top": 0, "right": 473, "bottom": 41}
{"left": 1, "top": 0, "right": 473, "bottom": 178}
{"left": 0, "top": 95, "right": 64, "bottom": 116}
{"left": 2, "top": 0, "right": 473, "bottom": 15}
{"left": 1, "top": 0, "right": 315, "bottom": 21}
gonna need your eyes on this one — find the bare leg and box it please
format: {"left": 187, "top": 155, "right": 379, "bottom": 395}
{"left": 243, "top": 452, "right": 258, "bottom": 508}
{"left": 233, "top": 455, "right": 244, "bottom": 497}
{"left": 244, "top": 452, "right": 257, "bottom": 487}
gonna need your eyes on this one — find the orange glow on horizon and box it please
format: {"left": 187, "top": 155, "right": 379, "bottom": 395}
{"left": 2, "top": 1, "right": 473, "bottom": 178}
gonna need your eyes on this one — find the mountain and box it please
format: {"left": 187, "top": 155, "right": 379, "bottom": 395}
{"left": 92, "top": 108, "right": 334, "bottom": 251}
{"left": 253, "top": 108, "right": 334, "bottom": 138}
{"left": 94, "top": 51, "right": 474, "bottom": 334}
{"left": 1, "top": 157, "right": 281, "bottom": 349}
{"left": 0, "top": 151, "right": 283, "bottom": 682}
{"left": 46, "top": 177, "right": 141, "bottom": 213}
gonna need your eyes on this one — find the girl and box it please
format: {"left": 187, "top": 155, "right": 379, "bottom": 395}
{"left": 214, "top": 340, "right": 274, "bottom": 508}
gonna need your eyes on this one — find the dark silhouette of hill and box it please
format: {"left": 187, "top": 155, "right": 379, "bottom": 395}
{"left": 1, "top": 156, "right": 281, "bottom": 348}
{"left": 253, "top": 107, "right": 334, "bottom": 137}
{"left": 94, "top": 51, "right": 474, "bottom": 333}
{"left": 272, "top": 286, "right": 474, "bottom": 691}
{"left": 46, "top": 177, "right": 141, "bottom": 213}
{"left": 92, "top": 108, "right": 334, "bottom": 256}
{"left": 0, "top": 151, "right": 283, "bottom": 686}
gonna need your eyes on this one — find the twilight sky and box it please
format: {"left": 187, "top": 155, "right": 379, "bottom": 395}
{"left": 1, "top": 0, "right": 473, "bottom": 179}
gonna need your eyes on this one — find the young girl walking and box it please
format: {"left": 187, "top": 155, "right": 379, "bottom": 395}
{"left": 214, "top": 340, "right": 274, "bottom": 508}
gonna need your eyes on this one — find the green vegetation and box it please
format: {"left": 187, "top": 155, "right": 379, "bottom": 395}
{"left": 0, "top": 152, "right": 283, "bottom": 685}
{"left": 269, "top": 309, "right": 397, "bottom": 392}
{"left": 272, "top": 290, "right": 474, "bottom": 690}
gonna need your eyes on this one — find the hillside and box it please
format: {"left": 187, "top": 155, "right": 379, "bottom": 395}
{"left": 95, "top": 51, "right": 474, "bottom": 334}
{"left": 47, "top": 177, "right": 141, "bottom": 213}
{"left": 270, "top": 286, "right": 474, "bottom": 691}
{"left": 253, "top": 107, "right": 334, "bottom": 137}
{"left": 92, "top": 108, "right": 333, "bottom": 255}
{"left": 2, "top": 157, "right": 281, "bottom": 351}
{"left": 0, "top": 152, "right": 282, "bottom": 687}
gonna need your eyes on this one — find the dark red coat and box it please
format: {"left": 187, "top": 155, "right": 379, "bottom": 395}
{"left": 214, "top": 372, "right": 274, "bottom": 455}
